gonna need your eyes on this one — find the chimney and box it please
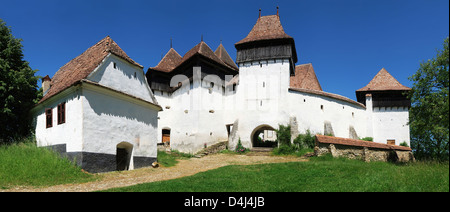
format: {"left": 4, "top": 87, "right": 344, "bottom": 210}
{"left": 42, "top": 75, "right": 51, "bottom": 95}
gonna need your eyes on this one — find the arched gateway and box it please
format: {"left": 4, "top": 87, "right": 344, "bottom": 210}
{"left": 250, "top": 124, "right": 277, "bottom": 148}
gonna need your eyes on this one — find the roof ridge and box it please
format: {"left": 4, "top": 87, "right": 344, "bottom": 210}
{"left": 37, "top": 36, "right": 142, "bottom": 104}
{"left": 214, "top": 43, "right": 238, "bottom": 70}
{"left": 356, "top": 67, "right": 411, "bottom": 92}
{"left": 235, "top": 14, "right": 293, "bottom": 46}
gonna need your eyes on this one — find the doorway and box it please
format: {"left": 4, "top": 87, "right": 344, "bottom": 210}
{"left": 162, "top": 128, "right": 171, "bottom": 144}
{"left": 251, "top": 125, "right": 277, "bottom": 148}
{"left": 116, "top": 142, "right": 133, "bottom": 171}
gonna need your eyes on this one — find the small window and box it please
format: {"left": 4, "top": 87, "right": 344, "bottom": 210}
{"left": 210, "top": 82, "right": 214, "bottom": 88}
{"left": 134, "top": 72, "right": 137, "bottom": 78}
{"left": 113, "top": 62, "right": 117, "bottom": 69}
{"left": 263, "top": 82, "right": 265, "bottom": 87}
{"left": 57, "top": 102, "right": 66, "bottom": 125}
{"left": 46, "top": 108, "right": 52, "bottom": 128}
{"left": 320, "top": 105, "right": 324, "bottom": 110}
{"left": 387, "top": 139, "right": 395, "bottom": 145}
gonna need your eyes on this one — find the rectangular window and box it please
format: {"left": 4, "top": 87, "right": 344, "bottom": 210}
{"left": 387, "top": 139, "right": 395, "bottom": 145}
{"left": 46, "top": 108, "right": 52, "bottom": 128}
{"left": 57, "top": 102, "right": 66, "bottom": 125}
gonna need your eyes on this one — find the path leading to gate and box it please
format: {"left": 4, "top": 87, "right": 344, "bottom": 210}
{"left": 5, "top": 153, "right": 307, "bottom": 192}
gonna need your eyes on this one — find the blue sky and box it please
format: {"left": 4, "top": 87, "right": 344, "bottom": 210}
{"left": 1, "top": 0, "right": 448, "bottom": 101}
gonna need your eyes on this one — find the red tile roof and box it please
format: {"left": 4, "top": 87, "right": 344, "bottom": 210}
{"left": 235, "top": 15, "right": 293, "bottom": 45}
{"left": 151, "top": 48, "right": 182, "bottom": 73}
{"left": 357, "top": 68, "right": 411, "bottom": 92}
{"left": 290, "top": 63, "right": 322, "bottom": 91}
{"left": 38, "top": 36, "right": 143, "bottom": 105}
{"left": 214, "top": 43, "right": 238, "bottom": 70}
{"left": 316, "top": 134, "right": 412, "bottom": 151}
{"left": 149, "top": 41, "right": 239, "bottom": 73}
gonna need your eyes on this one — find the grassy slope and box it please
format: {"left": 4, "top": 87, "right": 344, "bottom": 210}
{"left": 104, "top": 155, "right": 449, "bottom": 192}
{"left": 0, "top": 142, "right": 96, "bottom": 189}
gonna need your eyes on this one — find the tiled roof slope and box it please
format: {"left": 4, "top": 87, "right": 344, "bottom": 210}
{"left": 235, "top": 15, "right": 293, "bottom": 45}
{"left": 149, "top": 41, "right": 238, "bottom": 73}
{"left": 290, "top": 63, "right": 322, "bottom": 91}
{"left": 39, "top": 36, "right": 143, "bottom": 104}
{"left": 151, "top": 48, "right": 182, "bottom": 73}
{"left": 357, "top": 68, "right": 411, "bottom": 92}
{"left": 316, "top": 134, "right": 412, "bottom": 151}
{"left": 214, "top": 43, "right": 238, "bottom": 70}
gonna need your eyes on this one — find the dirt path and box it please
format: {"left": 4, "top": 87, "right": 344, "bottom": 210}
{"left": 4, "top": 153, "right": 307, "bottom": 192}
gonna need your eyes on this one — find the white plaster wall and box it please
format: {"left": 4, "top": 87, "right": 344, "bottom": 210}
{"left": 81, "top": 87, "right": 158, "bottom": 159}
{"left": 33, "top": 87, "right": 83, "bottom": 153}
{"left": 87, "top": 54, "right": 156, "bottom": 103}
{"left": 285, "top": 90, "right": 367, "bottom": 138}
{"left": 151, "top": 59, "right": 409, "bottom": 153}
{"left": 372, "top": 106, "right": 410, "bottom": 146}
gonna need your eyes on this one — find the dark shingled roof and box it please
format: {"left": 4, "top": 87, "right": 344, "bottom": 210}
{"left": 357, "top": 68, "right": 411, "bottom": 92}
{"left": 38, "top": 36, "right": 143, "bottom": 104}
{"left": 290, "top": 63, "right": 322, "bottom": 91}
{"left": 235, "top": 15, "right": 293, "bottom": 45}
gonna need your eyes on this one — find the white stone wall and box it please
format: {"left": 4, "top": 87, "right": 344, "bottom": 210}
{"left": 87, "top": 54, "right": 156, "bottom": 103}
{"left": 81, "top": 85, "right": 158, "bottom": 161}
{"left": 151, "top": 60, "right": 409, "bottom": 153}
{"left": 33, "top": 86, "right": 84, "bottom": 153}
{"left": 372, "top": 106, "right": 410, "bottom": 146}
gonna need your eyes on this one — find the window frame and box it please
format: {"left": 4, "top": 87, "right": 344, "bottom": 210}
{"left": 57, "top": 102, "right": 66, "bottom": 125}
{"left": 45, "top": 108, "right": 52, "bottom": 128}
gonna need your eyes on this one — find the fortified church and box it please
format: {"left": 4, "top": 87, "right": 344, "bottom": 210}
{"left": 32, "top": 9, "right": 411, "bottom": 172}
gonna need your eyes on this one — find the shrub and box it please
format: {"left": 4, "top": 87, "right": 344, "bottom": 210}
{"left": 361, "top": 137, "right": 373, "bottom": 141}
{"left": 293, "top": 130, "right": 316, "bottom": 149}
{"left": 399, "top": 141, "right": 409, "bottom": 147}
{"left": 235, "top": 138, "right": 247, "bottom": 153}
{"left": 275, "top": 124, "right": 291, "bottom": 146}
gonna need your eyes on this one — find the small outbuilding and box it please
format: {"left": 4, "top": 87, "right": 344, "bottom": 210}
{"left": 31, "top": 36, "right": 162, "bottom": 173}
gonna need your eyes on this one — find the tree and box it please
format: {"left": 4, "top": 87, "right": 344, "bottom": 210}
{"left": 0, "top": 19, "right": 41, "bottom": 144}
{"left": 408, "top": 37, "right": 449, "bottom": 161}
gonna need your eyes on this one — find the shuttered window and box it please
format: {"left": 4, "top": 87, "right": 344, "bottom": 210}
{"left": 57, "top": 102, "right": 66, "bottom": 125}
{"left": 45, "top": 108, "right": 52, "bottom": 128}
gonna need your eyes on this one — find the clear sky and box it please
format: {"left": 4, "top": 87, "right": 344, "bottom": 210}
{"left": 1, "top": 0, "right": 448, "bottom": 101}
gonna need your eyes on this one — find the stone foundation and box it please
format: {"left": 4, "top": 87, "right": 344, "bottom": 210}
{"left": 314, "top": 135, "right": 415, "bottom": 163}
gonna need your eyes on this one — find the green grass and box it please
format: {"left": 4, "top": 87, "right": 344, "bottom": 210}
{"left": 103, "top": 155, "right": 449, "bottom": 192}
{"left": 0, "top": 141, "right": 96, "bottom": 189}
{"left": 157, "top": 150, "right": 194, "bottom": 167}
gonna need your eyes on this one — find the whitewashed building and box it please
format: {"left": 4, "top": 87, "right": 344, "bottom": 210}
{"left": 31, "top": 36, "right": 162, "bottom": 173}
{"left": 147, "top": 12, "right": 411, "bottom": 154}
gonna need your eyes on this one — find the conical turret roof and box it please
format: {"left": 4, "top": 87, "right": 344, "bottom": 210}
{"left": 357, "top": 68, "right": 411, "bottom": 92}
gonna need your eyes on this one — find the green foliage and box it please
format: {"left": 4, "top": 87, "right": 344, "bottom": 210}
{"left": 235, "top": 138, "right": 247, "bottom": 153}
{"left": 273, "top": 125, "right": 315, "bottom": 156}
{"left": 293, "top": 129, "right": 316, "bottom": 149}
{"left": 0, "top": 136, "right": 95, "bottom": 188}
{"left": 0, "top": 19, "right": 41, "bottom": 143}
{"left": 408, "top": 37, "right": 449, "bottom": 161}
{"left": 399, "top": 141, "right": 409, "bottom": 147}
{"left": 361, "top": 137, "right": 373, "bottom": 141}
{"left": 275, "top": 124, "right": 291, "bottom": 146}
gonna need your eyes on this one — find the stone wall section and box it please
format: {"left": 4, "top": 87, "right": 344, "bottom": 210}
{"left": 314, "top": 134, "right": 415, "bottom": 162}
